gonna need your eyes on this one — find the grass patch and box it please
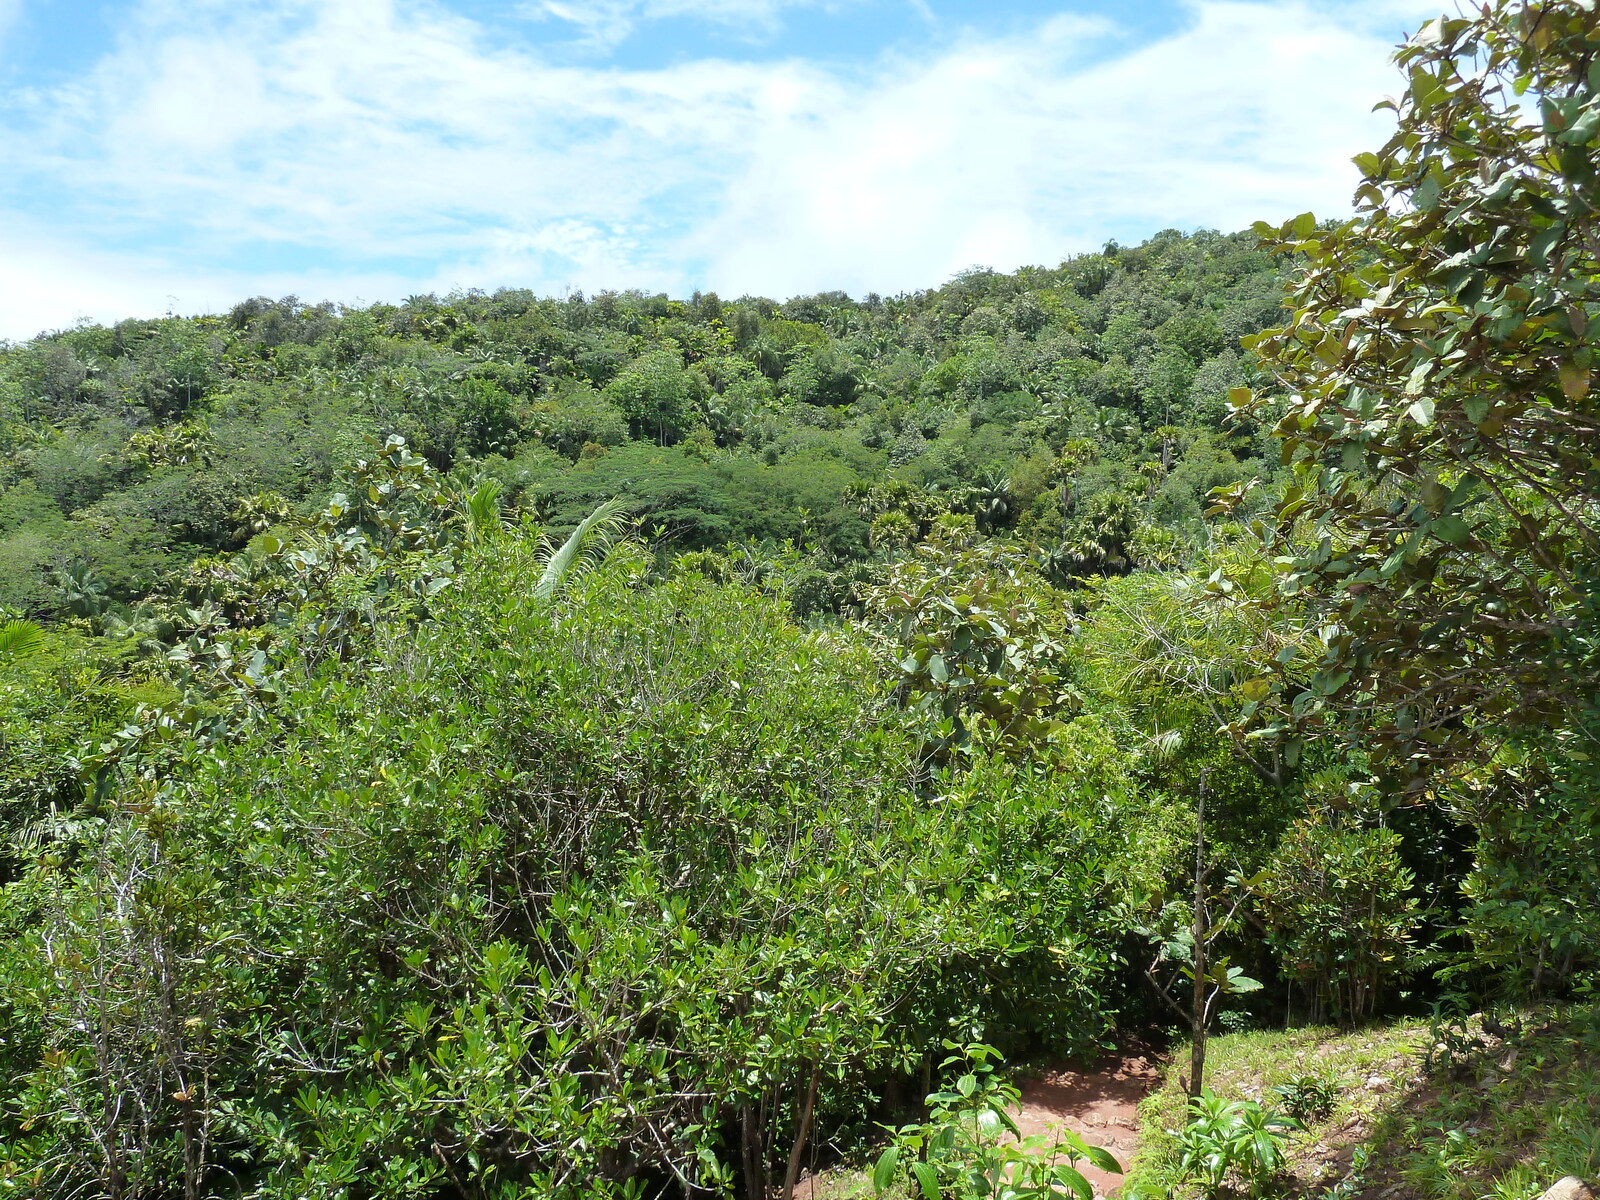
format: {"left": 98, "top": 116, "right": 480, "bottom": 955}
{"left": 1128, "top": 1007, "right": 1600, "bottom": 1200}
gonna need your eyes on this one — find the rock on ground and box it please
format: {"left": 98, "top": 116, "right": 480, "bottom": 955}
{"left": 1539, "top": 1177, "right": 1596, "bottom": 1200}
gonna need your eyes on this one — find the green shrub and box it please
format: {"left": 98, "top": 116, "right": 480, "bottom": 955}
{"left": 1271, "top": 1073, "right": 1338, "bottom": 1124}
{"left": 1170, "top": 1091, "right": 1297, "bottom": 1198}
{"left": 1257, "top": 817, "right": 1420, "bottom": 1024}
{"left": 0, "top": 529, "right": 1148, "bottom": 1197}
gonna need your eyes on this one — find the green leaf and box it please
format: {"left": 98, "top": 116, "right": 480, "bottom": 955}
{"left": 1352, "top": 151, "right": 1383, "bottom": 178}
{"left": 1312, "top": 669, "right": 1352, "bottom": 697}
{"left": 1564, "top": 106, "right": 1600, "bottom": 145}
{"left": 534, "top": 497, "right": 631, "bottom": 602}
{"left": 1084, "top": 1146, "right": 1124, "bottom": 1174}
{"left": 0, "top": 620, "right": 44, "bottom": 662}
{"left": 1414, "top": 173, "right": 1441, "bottom": 211}
{"left": 1405, "top": 359, "right": 1434, "bottom": 396}
{"left": 1530, "top": 224, "right": 1564, "bottom": 265}
{"left": 911, "top": 1161, "right": 941, "bottom": 1200}
{"left": 1432, "top": 515, "right": 1469, "bottom": 546}
{"left": 872, "top": 1146, "right": 901, "bottom": 1194}
{"left": 1291, "top": 212, "right": 1317, "bottom": 238}
{"left": 1052, "top": 1164, "right": 1094, "bottom": 1200}
{"left": 1225, "top": 971, "right": 1264, "bottom": 994}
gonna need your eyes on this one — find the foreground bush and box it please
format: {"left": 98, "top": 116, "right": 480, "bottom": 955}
{"left": 0, "top": 537, "right": 1158, "bottom": 1198}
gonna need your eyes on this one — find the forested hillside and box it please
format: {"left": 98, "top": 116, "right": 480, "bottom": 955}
{"left": 0, "top": 228, "right": 1283, "bottom": 618}
{"left": 1, "top": 3, "right": 1597, "bottom": 1199}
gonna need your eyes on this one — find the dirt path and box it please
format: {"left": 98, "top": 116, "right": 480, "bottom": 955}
{"left": 1010, "top": 1051, "right": 1163, "bottom": 1197}
{"left": 795, "top": 1051, "right": 1162, "bottom": 1199}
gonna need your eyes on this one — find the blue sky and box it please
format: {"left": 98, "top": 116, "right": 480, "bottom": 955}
{"left": 0, "top": 0, "right": 1439, "bottom": 339}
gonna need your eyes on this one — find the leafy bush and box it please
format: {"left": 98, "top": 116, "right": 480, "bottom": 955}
{"left": 1170, "top": 1091, "right": 1297, "bottom": 1198}
{"left": 865, "top": 537, "right": 1077, "bottom": 762}
{"left": 0, "top": 518, "right": 1149, "bottom": 1196}
{"left": 1257, "top": 818, "right": 1420, "bottom": 1025}
{"left": 1271, "top": 1074, "right": 1338, "bottom": 1124}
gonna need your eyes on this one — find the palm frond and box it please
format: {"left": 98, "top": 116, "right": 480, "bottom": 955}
{"left": 459, "top": 477, "right": 506, "bottom": 543}
{"left": 534, "top": 498, "right": 632, "bottom": 602}
{"left": 1146, "top": 728, "right": 1184, "bottom": 766}
{"left": 0, "top": 619, "right": 44, "bottom": 662}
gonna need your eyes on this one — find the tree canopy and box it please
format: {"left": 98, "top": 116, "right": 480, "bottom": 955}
{"left": 2, "top": 4, "right": 1599, "bottom": 1195}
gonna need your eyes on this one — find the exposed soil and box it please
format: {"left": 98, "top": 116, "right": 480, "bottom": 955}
{"left": 793, "top": 1050, "right": 1163, "bottom": 1199}
{"left": 1011, "top": 1051, "right": 1164, "bottom": 1197}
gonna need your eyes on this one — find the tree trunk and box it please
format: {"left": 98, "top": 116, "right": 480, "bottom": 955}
{"left": 780, "top": 1064, "right": 822, "bottom": 1200}
{"left": 742, "top": 1099, "right": 766, "bottom": 1200}
{"left": 1189, "top": 772, "right": 1209, "bottom": 1100}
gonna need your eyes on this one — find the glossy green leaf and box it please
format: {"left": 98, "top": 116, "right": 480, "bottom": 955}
{"left": 872, "top": 1146, "right": 901, "bottom": 1194}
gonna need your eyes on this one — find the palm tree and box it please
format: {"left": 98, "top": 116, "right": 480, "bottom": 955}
{"left": 749, "top": 336, "right": 789, "bottom": 380}
{"left": 55, "top": 563, "right": 107, "bottom": 619}
{"left": 1139, "top": 460, "right": 1167, "bottom": 501}
{"left": 1090, "top": 406, "right": 1136, "bottom": 444}
{"left": 1054, "top": 438, "right": 1099, "bottom": 533}
{"left": 841, "top": 479, "right": 878, "bottom": 518}
{"left": 969, "top": 468, "right": 1013, "bottom": 534}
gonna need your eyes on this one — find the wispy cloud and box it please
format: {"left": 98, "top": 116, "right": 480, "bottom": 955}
{"left": 519, "top": 0, "right": 844, "bottom": 48}
{"left": 0, "top": 0, "right": 22, "bottom": 54}
{"left": 0, "top": 0, "right": 1435, "bottom": 338}
{"left": 698, "top": 0, "right": 1437, "bottom": 298}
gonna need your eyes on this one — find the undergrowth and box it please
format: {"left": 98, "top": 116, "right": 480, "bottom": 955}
{"left": 1129, "top": 1007, "right": 1600, "bottom": 1200}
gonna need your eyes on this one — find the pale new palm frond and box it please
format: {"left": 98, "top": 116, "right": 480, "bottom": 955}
{"left": 534, "top": 498, "right": 632, "bottom": 602}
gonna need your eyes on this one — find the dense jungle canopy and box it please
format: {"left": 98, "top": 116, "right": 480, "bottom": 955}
{"left": 0, "top": 2, "right": 1597, "bottom": 1198}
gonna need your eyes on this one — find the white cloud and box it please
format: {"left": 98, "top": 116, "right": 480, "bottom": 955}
{"left": 696, "top": 1, "right": 1426, "bottom": 298}
{"left": 520, "top": 0, "right": 842, "bottom": 48}
{"left": 0, "top": 0, "right": 1433, "bottom": 338}
{"left": 0, "top": 217, "right": 439, "bottom": 342}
